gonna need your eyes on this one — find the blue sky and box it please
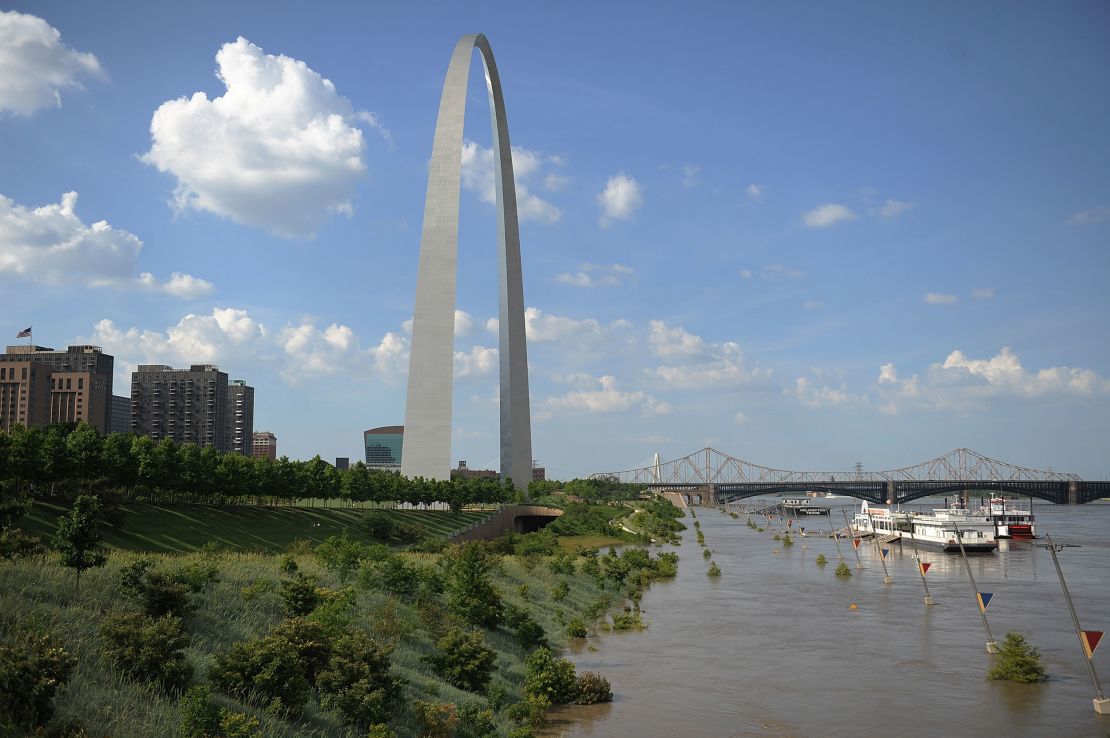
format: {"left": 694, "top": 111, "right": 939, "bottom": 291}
{"left": 2, "top": 1, "right": 1108, "bottom": 479}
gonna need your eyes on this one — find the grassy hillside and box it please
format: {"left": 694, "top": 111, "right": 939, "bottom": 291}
{"left": 21, "top": 500, "right": 492, "bottom": 553}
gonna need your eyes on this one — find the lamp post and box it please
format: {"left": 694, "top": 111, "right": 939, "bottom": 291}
{"left": 952, "top": 521, "right": 999, "bottom": 654}
{"left": 1041, "top": 536, "right": 1108, "bottom": 715}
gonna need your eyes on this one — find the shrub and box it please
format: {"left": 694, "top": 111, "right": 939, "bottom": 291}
{"left": 782, "top": 535, "right": 794, "bottom": 547}
{"left": 413, "top": 700, "right": 458, "bottom": 738}
{"left": 170, "top": 558, "right": 221, "bottom": 592}
{"left": 424, "top": 627, "right": 497, "bottom": 693}
{"left": 835, "top": 562, "right": 852, "bottom": 577}
{"left": 360, "top": 555, "right": 418, "bottom": 599}
{"left": 988, "top": 632, "right": 1048, "bottom": 683}
{"left": 702, "top": 548, "right": 711, "bottom": 560}
{"left": 315, "top": 534, "right": 370, "bottom": 582}
{"left": 773, "top": 534, "right": 781, "bottom": 541}
{"left": 574, "top": 671, "right": 613, "bottom": 704}
{"left": 278, "top": 554, "right": 298, "bottom": 575}
{"left": 504, "top": 694, "right": 550, "bottom": 729}
{"left": 566, "top": 618, "right": 587, "bottom": 639}
{"left": 548, "top": 554, "right": 576, "bottom": 576}
{"left": 306, "top": 587, "right": 358, "bottom": 637}
{"left": 139, "top": 570, "right": 194, "bottom": 618}
{"left": 280, "top": 573, "right": 323, "bottom": 616}
{"left": 100, "top": 611, "right": 193, "bottom": 693}
{"left": 456, "top": 702, "right": 498, "bottom": 738}
{"left": 504, "top": 604, "right": 548, "bottom": 651}
{"left": 707, "top": 562, "right": 722, "bottom": 577}
{"left": 444, "top": 543, "right": 502, "bottom": 628}
{"left": 0, "top": 631, "right": 76, "bottom": 732}
{"left": 523, "top": 647, "right": 577, "bottom": 704}
{"left": 240, "top": 577, "right": 276, "bottom": 601}
{"left": 367, "top": 725, "right": 397, "bottom": 738}
{"left": 816, "top": 554, "right": 828, "bottom": 565}
{"left": 317, "top": 630, "right": 404, "bottom": 727}
{"left": 179, "top": 684, "right": 264, "bottom": 738}
{"left": 550, "top": 580, "right": 569, "bottom": 602}
{"left": 611, "top": 611, "right": 644, "bottom": 630}
{"left": 210, "top": 618, "right": 332, "bottom": 716}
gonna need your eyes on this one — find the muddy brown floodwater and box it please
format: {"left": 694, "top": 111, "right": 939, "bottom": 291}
{"left": 542, "top": 499, "right": 1110, "bottom": 738}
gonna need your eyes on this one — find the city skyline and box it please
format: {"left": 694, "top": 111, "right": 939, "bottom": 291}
{"left": 2, "top": 2, "right": 1109, "bottom": 478}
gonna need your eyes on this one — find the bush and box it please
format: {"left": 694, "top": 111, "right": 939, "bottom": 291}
{"left": 523, "top": 647, "right": 577, "bottom": 704}
{"left": 314, "top": 534, "right": 371, "bottom": 582}
{"left": 100, "top": 611, "right": 193, "bottom": 692}
{"left": 550, "top": 580, "right": 569, "bottom": 602}
{"left": 566, "top": 618, "right": 587, "bottom": 639}
{"left": 707, "top": 562, "right": 722, "bottom": 577}
{"left": 317, "top": 630, "right": 404, "bottom": 727}
{"left": 782, "top": 535, "right": 794, "bottom": 547}
{"left": 504, "top": 604, "right": 548, "bottom": 651}
{"left": 413, "top": 700, "right": 458, "bottom": 738}
{"left": 988, "top": 632, "right": 1048, "bottom": 683}
{"left": 835, "top": 562, "right": 852, "bottom": 576}
{"left": 611, "top": 611, "right": 644, "bottom": 630}
{"left": 210, "top": 618, "right": 332, "bottom": 716}
{"left": 278, "top": 554, "right": 298, "bottom": 575}
{"left": 424, "top": 627, "right": 497, "bottom": 693}
{"left": 504, "top": 694, "right": 550, "bottom": 729}
{"left": 179, "top": 684, "right": 264, "bottom": 738}
{"left": 702, "top": 548, "right": 712, "bottom": 560}
{"left": 280, "top": 573, "right": 323, "bottom": 616}
{"left": 359, "top": 555, "right": 417, "bottom": 599}
{"left": 456, "top": 702, "right": 498, "bottom": 738}
{"left": 816, "top": 554, "right": 828, "bottom": 565}
{"left": 444, "top": 543, "right": 502, "bottom": 628}
{"left": 0, "top": 631, "right": 76, "bottom": 732}
{"left": 574, "top": 671, "right": 613, "bottom": 704}
{"left": 170, "top": 558, "right": 221, "bottom": 592}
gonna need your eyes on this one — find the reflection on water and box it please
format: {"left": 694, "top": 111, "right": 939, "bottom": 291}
{"left": 545, "top": 499, "right": 1110, "bottom": 738}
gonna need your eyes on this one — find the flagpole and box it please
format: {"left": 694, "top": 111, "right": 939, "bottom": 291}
{"left": 952, "top": 521, "right": 999, "bottom": 653}
{"left": 842, "top": 509, "right": 864, "bottom": 569}
{"left": 866, "top": 510, "right": 893, "bottom": 584}
{"left": 1042, "top": 535, "right": 1108, "bottom": 713}
{"left": 907, "top": 527, "right": 935, "bottom": 606}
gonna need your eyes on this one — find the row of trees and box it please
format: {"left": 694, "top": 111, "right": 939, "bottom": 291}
{"left": 0, "top": 423, "right": 514, "bottom": 511}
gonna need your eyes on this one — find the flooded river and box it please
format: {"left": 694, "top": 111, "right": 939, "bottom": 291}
{"left": 545, "top": 499, "right": 1110, "bottom": 738}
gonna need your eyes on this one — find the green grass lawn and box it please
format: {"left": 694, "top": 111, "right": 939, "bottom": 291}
{"left": 22, "top": 500, "right": 492, "bottom": 554}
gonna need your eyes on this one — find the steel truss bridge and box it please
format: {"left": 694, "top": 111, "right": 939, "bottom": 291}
{"left": 590, "top": 448, "right": 1110, "bottom": 505}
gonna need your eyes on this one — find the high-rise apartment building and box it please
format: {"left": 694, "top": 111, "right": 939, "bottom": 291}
{"left": 0, "top": 360, "right": 51, "bottom": 431}
{"left": 0, "top": 345, "right": 114, "bottom": 433}
{"left": 131, "top": 364, "right": 245, "bottom": 452}
{"left": 227, "top": 380, "right": 254, "bottom": 456}
{"left": 109, "top": 395, "right": 130, "bottom": 434}
{"left": 252, "top": 431, "right": 277, "bottom": 461}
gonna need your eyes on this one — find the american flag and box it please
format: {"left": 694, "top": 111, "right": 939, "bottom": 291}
{"left": 17, "top": 327, "right": 31, "bottom": 338}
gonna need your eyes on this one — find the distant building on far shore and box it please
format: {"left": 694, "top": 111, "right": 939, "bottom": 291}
{"left": 109, "top": 395, "right": 130, "bottom": 434}
{"left": 451, "top": 460, "right": 498, "bottom": 480}
{"left": 335, "top": 457, "right": 350, "bottom": 471}
{"left": 252, "top": 431, "right": 277, "bottom": 461}
{"left": 364, "top": 426, "right": 403, "bottom": 469}
{"left": 227, "top": 380, "right": 254, "bottom": 456}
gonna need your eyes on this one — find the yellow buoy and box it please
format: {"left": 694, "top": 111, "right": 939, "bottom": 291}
{"left": 849, "top": 603, "right": 858, "bottom": 610}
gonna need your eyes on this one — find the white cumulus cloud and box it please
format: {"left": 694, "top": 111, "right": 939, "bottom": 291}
{"left": 0, "top": 191, "right": 212, "bottom": 297}
{"left": 142, "top": 37, "right": 379, "bottom": 238}
{"left": 870, "top": 199, "right": 913, "bottom": 218}
{"left": 539, "top": 374, "right": 671, "bottom": 420}
{"left": 803, "top": 203, "right": 856, "bottom": 228}
{"left": 0, "top": 11, "right": 103, "bottom": 115}
{"left": 598, "top": 173, "right": 643, "bottom": 227}
{"left": 971, "top": 288, "right": 995, "bottom": 300}
{"left": 460, "top": 140, "right": 562, "bottom": 223}
{"left": 554, "top": 263, "right": 633, "bottom": 288}
{"left": 924, "top": 292, "right": 958, "bottom": 305}
{"left": 647, "top": 321, "right": 769, "bottom": 389}
{"left": 745, "top": 184, "right": 764, "bottom": 202}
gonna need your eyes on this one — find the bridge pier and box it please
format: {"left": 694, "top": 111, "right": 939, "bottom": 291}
{"left": 1069, "top": 481, "right": 1078, "bottom": 505}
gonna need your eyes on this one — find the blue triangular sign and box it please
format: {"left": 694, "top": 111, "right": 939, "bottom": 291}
{"left": 881, "top": 548, "right": 890, "bottom": 558}
{"left": 977, "top": 592, "right": 993, "bottom": 612}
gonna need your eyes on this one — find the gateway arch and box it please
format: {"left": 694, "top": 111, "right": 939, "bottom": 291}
{"left": 401, "top": 34, "right": 533, "bottom": 492}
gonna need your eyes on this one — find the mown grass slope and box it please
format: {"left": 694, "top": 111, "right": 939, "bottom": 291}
{"left": 22, "top": 500, "right": 491, "bottom": 553}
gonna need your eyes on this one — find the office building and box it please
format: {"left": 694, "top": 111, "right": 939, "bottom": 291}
{"left": 335, "top": 457, "right": 350, "bottom": 471}
{"left": 364, "top": 426, "right": 403, "bottom": 468}
{"left": 131, "top": 364, "right": 251, "bottom": 452}
{"left": 451, "top": 460, "right": 498, "bottom": 480}
{"left": 227, "top": 379, "right": 254, "bottom": 455}
{"left": 1, "top": 345, "right": 114, "bottom": 433}
{"left": 252, "top": 431, "right": 277, "bottom": 461}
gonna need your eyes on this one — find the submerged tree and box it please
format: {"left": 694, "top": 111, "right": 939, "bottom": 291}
{"left": 988, "top": 632, "right": 1048, "bottom": 683}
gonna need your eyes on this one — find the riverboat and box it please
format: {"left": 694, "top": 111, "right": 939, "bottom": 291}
{"left": 903, "top": 508, "right": 998, "bottom": 552}
{"left": 975, "top": 497, "right": 1036, "bottom": 539}
{"left": 852, "top": 502, "right": 998, "bottom": 553}
{"left": 782, "top": 497, "right": 831, "bottom": 516}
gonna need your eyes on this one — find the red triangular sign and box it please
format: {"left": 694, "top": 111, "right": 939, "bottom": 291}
{"left": 1082, "top": 631, "right": 1104, "bottom": 659}
{"left": 919, "top": 562, "right": 932, "bottom": 575}
{"left": 853, "top": 539, "right": 862, "bottom": 549}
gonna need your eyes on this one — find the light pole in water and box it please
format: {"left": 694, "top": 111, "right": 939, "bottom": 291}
{"left": 1041, "top": 535, "right": 1108, "bottom": 715}
{"left": 952, "top": 521, "right": 999, "bottom": 654}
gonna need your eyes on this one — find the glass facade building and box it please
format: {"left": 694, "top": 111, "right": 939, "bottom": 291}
{"left": 364, "top": 426, "right": 403, "bottom": 468}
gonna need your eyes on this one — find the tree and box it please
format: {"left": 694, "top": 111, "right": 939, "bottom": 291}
{"left": 988, "top": 632, "right": 1048, "bottom": 683}
{"left": 444, "top": 542, "right": 502, "bottom": 628}
{"left": 423, "top": 628, "right": 497, "bottom": 693}
{"left": 317, "top": 630, "right": 404, "bottom": 727}
{"left": 56, "top": 494, "right": 107, "bottom": 591}
{"left": 523, "top": 647, "right": 577, "bottom": 704}
{"left": 65, "top": 422, "right": 102, "bottom": 493}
